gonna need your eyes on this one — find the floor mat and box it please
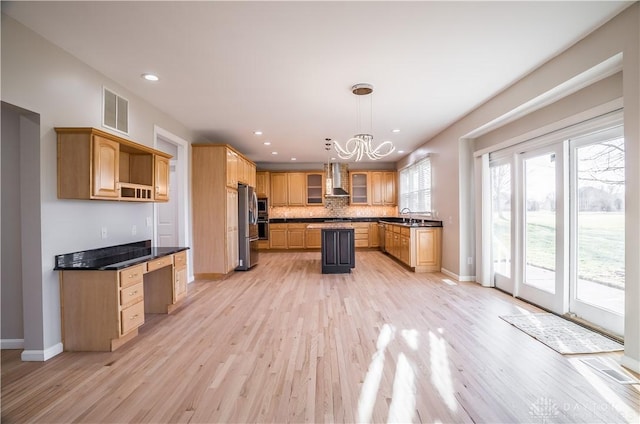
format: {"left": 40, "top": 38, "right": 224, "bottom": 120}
{"left": 499, "top": 313, "right": 623, "bottom": 354}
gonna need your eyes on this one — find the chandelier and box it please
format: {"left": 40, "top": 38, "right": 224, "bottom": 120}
{"left": 333, "top": 83, "right": 395, "bottom": 161}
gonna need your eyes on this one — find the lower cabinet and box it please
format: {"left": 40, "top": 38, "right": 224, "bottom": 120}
{"left": 306, "top": 228, "right": 322, "bottom": 249}
{"left": 321, "top": 229, "right": 355, "bottom": 274}
{"left": 269, "top": 224, "right": 288, "bottom": 249}
{"left": 59, "top": 252, "right": 187, "bottom": 352}
{"left": 287, "top": 224, "right": 306, "bottom": 249}
{"left": 383, "top": 224, "right": 442, "bottom": 272}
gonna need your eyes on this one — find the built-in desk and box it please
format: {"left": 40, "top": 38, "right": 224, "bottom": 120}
{"left": 54, "top": 240, "right": 189, "bottom": 351}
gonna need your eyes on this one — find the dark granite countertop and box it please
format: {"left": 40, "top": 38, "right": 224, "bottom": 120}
{"left": 54, "top": 240, "right": 189, "bottom": 271}
{"left": 269, "top": 216, "right": 442, "bottom": 227}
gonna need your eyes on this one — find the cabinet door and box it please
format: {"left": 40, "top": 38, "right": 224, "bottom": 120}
{"left": 350, "top": 172, "right": 369, "bottom": 204}
{"left": 414, "top": 228, "right": 442, "bottom": 269}
{"left": 287, "top": 173, "right": 306, "bottom": 206}
{"left": 270, "top": 173, "right": 288, "bottom": 206}
{"left": 287, "top": 225, "right": 306, "bottom": 249}
{"left": 370, "top": 172, "right": 383, "bottom": 205}
{"left": 306, "top": 173, "right": 324, "bottom": 205}
{"left": 92, "top": 135, "right": 120, "bottom": 198}
{"left": 269, "top": 225, "right": 287, "bottom": 249}
{"left": 306, "top": 228, "right": 321, "bottom": 249}
{"left": 369, "top": 223, "right": 380, "bottom": 248}
{"left": 400, "top": 235, "right": 410, "bottom": 265}
{"left": 383, "top": 171, "right": 397, "bottom": 205}
{"left": 154, "top": 155, "right": 170, "bottom": 202}
{"left": 226, "top": 188, "right": 239, "bottom": 272}
{"left": 256, "top": 171, "right": 270, "bottom": 198}
{"left": 174, "top": 267, "right": 187, "bottom": 302}
{"left": 226, "top": 149, "right": 238, "bottom": 188}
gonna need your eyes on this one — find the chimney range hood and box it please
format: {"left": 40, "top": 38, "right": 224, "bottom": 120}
{"left": 325, "top": 163, "right": 349, "bottom": 197}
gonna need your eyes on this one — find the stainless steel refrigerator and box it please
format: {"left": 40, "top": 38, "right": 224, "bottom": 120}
{"left": 237, "top": 183, "right": 259, "bottom": 270}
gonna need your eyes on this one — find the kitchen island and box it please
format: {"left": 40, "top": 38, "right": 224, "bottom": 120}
{"left": 307, "top": 223, "right": 355, "bottom": 274}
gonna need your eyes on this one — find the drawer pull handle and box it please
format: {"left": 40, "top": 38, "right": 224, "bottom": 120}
{"left": 131, "top": 314, "right": 139, "bottom": 320}
{"left": 129, "top": 291, "right": 137, "bottom": 296}
{"left": 129, "top": 273, "right": 138, "bottom": 278}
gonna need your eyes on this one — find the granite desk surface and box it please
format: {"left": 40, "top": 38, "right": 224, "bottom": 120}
{"left": 306, "top": 223, "right": 355, "bottom": 230}
{"left": 54, "top": 240, "right": 189, "bottom": 271}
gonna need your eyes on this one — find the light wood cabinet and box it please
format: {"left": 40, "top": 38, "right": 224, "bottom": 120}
{"left": 237, "top": 156, "right": 256, "bottom": 187}
{"left": 305, "top": 228, "right": 322, "bottom": 249}
{"left": 154, "top": 155, "right": 170, "bottom": 202}
{"left": 226, "top": 149, "right": 238, "bottom": 188}
{"left": 270, "top": 172, "right": 306, "bottom": 206}
{"left": 269, "top": 223, "right": 288, "bottom": 249}
{"left": 306, "top": 173, "right": 324, "bottom": 205}
{"left": 270, "top": 173, "right": 288, "bottom": 206}
{"left": 56, "top": 127, "right": 171, "bottom": 202}
{"left": 369, "top": 223, "right": 380, "bottom": 248}
{"left": 193, "top": 145, "right": 250, "bottom": 278}
{"left": 288, "top": 173, "right": 306, "bottom": 206}
{"left": 371, "top": 171, "right": 397, "bottom": 205}
{"left": 226, "top": 188, "right": 239, "bottom": 272}
{"left": 287, "top": 224, "right": 306, "bottom": 249}
{"left": 350, "top": 172, "right": 369, "bottom": 205}
{"left": 256, "top": 171, "right": 270, "bottom": 198}
{"left": 352, "top": 222, "right": 370, "bottom": 248}
{"left": 92, "top": 135, "right": 120, "bottom": 198}
{"left": 383, "top": 223, "right": 441, "bottom": 272}
{"left": 59, "top": 251, "right": 187, "bottom": 351}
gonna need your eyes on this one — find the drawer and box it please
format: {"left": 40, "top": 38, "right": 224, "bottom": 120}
{"left": 174, "top": 251, "right": 187, "bottom": 270}
{"left": 392, "top": 225, "right": 401, "bottom": 233}
{"left": 400, "top": 227, "right": 410, "bottom": 236}
{"left": 120, "top": 264, "right": 145, "bottom": 288}
{"left": 120, "top": 281, "right": 144, "bottom": 307}
{"left": 354, "top": 232, "right": 369, "bottom": 240}
{"left": 147, "top": 255, "right": 173, "bottom": 272}
{"left": 121, "top": 300, "right": 144, "bottom": 335}
{"left": 355, "top": 239, "right": 369, "bottom": 248}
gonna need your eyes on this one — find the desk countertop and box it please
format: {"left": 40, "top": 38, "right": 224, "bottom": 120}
{"left": 54, "top": 240, "right": 189, "bottom": 271}
{"left": 306, "top": 223, "right": 355, "bottom": 230}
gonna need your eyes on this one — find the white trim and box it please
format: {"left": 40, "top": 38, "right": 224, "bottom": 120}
{"left": 621, "top": 355, "right": 640, "bottom": 374}
{"left": 1, "top": 339, "right": 25, "bottom": 349}
{"left": 465, "top": 53, "right": 623, "bottom": 140}
{"left": 153, "top": 126, "right": 193, "bottom": 282}
{"left": 21, "top": 342, "right": 63, "bottom": 362}
{"left": 441, "top": 267, "right": 477, "bottom": 283}
{"left": 474, "top": 100, "right": 623, "bottom": 158}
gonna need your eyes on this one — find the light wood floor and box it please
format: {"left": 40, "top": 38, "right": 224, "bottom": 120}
{"left": 2, "top": 251, "right": 639, "bottom": 423}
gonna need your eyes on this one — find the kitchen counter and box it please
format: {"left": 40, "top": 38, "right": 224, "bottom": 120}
{"left": 306, "top": 222, "right": 355, "bottom": 230}
{"left": 271, "top": 216, "right": 442, "bottom": 227}
{"left": 54, "top": 240, "right": 189, "bottom": 271}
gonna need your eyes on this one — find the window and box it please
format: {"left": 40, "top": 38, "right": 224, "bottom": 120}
{"left": 399, "top": 156, "right": 431, "bottom": 213}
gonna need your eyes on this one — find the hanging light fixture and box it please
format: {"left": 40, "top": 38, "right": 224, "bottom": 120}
{"left": 333, "top": 83, "right": 395, "bottom": 161}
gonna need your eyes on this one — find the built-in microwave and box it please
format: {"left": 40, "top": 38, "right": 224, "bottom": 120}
{"left": 257, "top": 198, "right": 268, "bottom": 216}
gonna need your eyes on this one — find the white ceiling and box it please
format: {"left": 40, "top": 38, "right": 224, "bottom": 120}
{"left": 3, "top": 1, "right": 631, "bottom": 164}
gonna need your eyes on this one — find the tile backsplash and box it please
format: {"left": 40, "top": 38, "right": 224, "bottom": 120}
{"left": 270, "top": 204, "right": 397, "bottom": 218}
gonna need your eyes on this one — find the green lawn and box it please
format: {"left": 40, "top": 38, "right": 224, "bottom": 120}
{"left": 493, "top": 211, "right": 625, "bottom": 288}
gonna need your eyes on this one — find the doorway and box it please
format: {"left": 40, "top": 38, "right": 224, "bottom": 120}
{"left": 485, "top": 115, "right": 625, "bottom": 336}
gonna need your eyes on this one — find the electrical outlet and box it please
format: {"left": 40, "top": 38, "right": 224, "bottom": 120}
{"left": 132, "top": 225, "right": 137, "bottom": 235}
{"left": 101, "top": 227, "right": 108, "bottom": 239}
{"left": 146, "top": 216, "right": 152, "bottom": 227}
{"left": 467, "top": 257, "right": 473, "bottom": 265}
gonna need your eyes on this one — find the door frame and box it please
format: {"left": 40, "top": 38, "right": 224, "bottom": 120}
{"left": 153, "top": 126, "right": 191, "bottom": 281}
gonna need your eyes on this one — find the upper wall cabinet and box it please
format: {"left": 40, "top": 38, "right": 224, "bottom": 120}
{"left": 56, "top": 127, "right": 172, "bottom": 202}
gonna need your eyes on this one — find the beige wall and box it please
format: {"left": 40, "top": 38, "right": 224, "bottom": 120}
{"left": 1, "top": 14, "right": 196, "bottom": 359}
{"left": 398, "top": 4, "right": 639, "bottom": 371}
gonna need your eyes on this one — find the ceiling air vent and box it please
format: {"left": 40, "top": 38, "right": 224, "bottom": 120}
{"left": 103, "top": 87, "right": 129, "bottom": 134}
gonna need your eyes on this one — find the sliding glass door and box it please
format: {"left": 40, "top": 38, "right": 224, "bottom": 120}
{"left": 486, "top": 117, "right": 624, "bottom": 335}
{"left": 517, "top": 145, "right": 566, "bottom": 314}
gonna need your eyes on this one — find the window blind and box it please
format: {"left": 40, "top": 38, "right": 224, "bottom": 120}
{"left": 399, "top": 156, "right": 431, "bottom": 213}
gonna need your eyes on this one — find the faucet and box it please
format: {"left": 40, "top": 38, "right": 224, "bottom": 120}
{"left": 400, "top": 207, "right": 412, "bottom": 224}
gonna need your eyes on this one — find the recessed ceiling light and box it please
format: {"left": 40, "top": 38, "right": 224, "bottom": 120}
{"left": 291, "top": 157, "right": 297, "bottom": 161}
{"left": 254, "top": 130, "right": 263, "bottom": 135}
{"left": 398, "top": 150, "right": 405, "bottom": 154}
{"left": 271, "top": 151, "right": 278, "bottom": 155}
{"left": 263, "top": 141, "right": 271, "bottom": 146}
{"left": 141, "top": 73, "right": 159, "bottom": 82}
{"left": 331, "top": 157, "right": 336, "bottom": 161}
{"left": 392, "top": 128, "right": 401, "bottom": 133}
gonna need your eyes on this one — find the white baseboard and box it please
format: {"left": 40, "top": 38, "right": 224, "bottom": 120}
{"left": 21, "top": 342, "right": 63, "bottom": 362}
{"left": 1, "top": 339, "right": 25, "bottom": 349}
{"left": 621, "top": 354, "right": 640, "bottom": 374}
{"left": 441, "top": 267, "right": 477, "bottom": 283}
